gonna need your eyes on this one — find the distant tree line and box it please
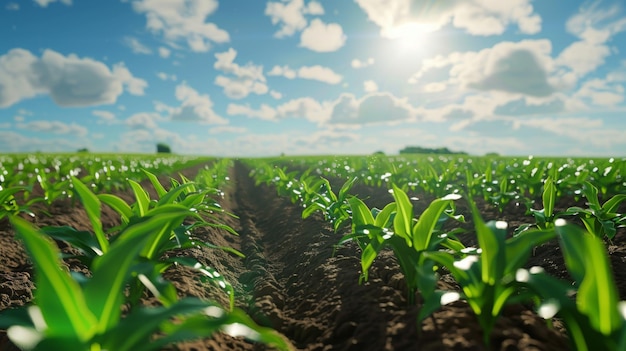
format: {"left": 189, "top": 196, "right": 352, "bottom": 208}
{"left": 399, "top": 146, "right": 468, "bottom": 155}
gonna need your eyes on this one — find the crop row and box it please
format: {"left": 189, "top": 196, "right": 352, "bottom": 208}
{"left": 246, "top": 155, "right": 626, "bottom": 351}
{"left": 0, "top": 158, "right": 291, "bottom": 351}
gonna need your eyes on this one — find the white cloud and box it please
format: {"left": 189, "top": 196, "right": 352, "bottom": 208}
{"left": 227, "top": 103, "right": 278, "bottom": 121}
{"left": 265, "top": 0, "right": 324, "bottom": 38}
{"left": 363, "top": 80, "right": 378, "bottom": 93}
{"left": 132, "top": 0, "right": 229, "bottom": 52}
{"left": 351, "top": 57, "right": 374, "bottom": 69}
{"left": 156, "top": 72, "right": 177, "bottom": 81}
{"left": 92, "top": 110, "right": 116, "bottom": 121}
{"left": 6, "top": 3, "right": 19, "bottom": 10}
{"left": 268, "top": 65, "right": 297, "bottom": 79}
{"left": 214, "top": 75, "right": 269, "bottom": 99}
{"left": 214, "top": 48, "right": 265, "bottom": 81}
{"left": 168, "top": 82, "right": 227, "bottom": 124}
{"left": 33, "top": 0, "right": 71, "bottom": 7}
{"left": 16, "top": 120, "right": 88, "bottom": 137}
{"left": 411, "top": 39, "right": 556, "bottom": 97}
{"left": 556, "top": 3, "right": 626, "bottom": 79}
{"left": 299, "top": 19, "right": 346, "bottom": 52}
{"left": 125, "top": 112, "right": 161, "bottom": 129}
{"left": 124, "top": 36, "right": 152, "bottom": 54}
{"left": 158, "top": 46, "right": 171, "bottom": 58}
{"left": 0, "top": 48, "right": 147, "bottom": 108}
{"left": 270, "top": 90, "right": 283, "bottom": 99}
{"left": 355, "top": 0, "right": 541, "bottom": 38}
{"left": 297, "top": 65, "right": 342, "bottom": 84}
{"left": 213, "top": 48, "right": 268, "bottom": 99}
{"left": 328, "top": 92, "right": 416, "bottom": 125}
{"left": 574, "top": 76, "right": 625, "bottom": 106}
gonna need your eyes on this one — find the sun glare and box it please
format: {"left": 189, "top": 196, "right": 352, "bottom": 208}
{"left": 388, "top": 22, "right": 437, "bottom": 56}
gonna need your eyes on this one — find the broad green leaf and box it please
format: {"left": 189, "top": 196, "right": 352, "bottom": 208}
{"left": 41, "top": 226, "right": 102, "bottom": 259}
{"left": 84, "top": 210, "right": 191, "bottom": 333}
{"left": 602, "top": 194, "right": 626, "bottom": 214}
{"left": 391, "top": 184, "right": 413, "bottom": 245}
{"left": 374, "top": 202, "right": 397, "bottom": 228}
{"left": 468, "top": 197, "right": 505, "bottom": 285}
{"left": 504, "top": 228, "right": 556, "bottom": 275}
{"left": 141, "top": 169, "right": 167, "bottom": 199}
{"left": 71, "top": 177, "right": 108, "bottom": 253}
{"left": 128, "top": 180, "right": 150, "bottom": 216}
{"left": 412, "top": 196, "right": 457, "bottom": 251}
{"left": 157, "top": 183, "right": 197, "bottom": 206}
{"left": 9, "top": 217, "right": 96, "bottom": 339}
{"left": 337, "top": 177, "right": 357, "bottom": 201}
{"left": 348, "top": 196, "right": 375, "bottom": 227}
{"left": 582, "top": 182, "right": 601, "bottom": 211}
{"left": 556, "top": 221, "right": 622, "bottom": 335}
{"left": 98, "top": 193, "right": 133, "bottom": 224}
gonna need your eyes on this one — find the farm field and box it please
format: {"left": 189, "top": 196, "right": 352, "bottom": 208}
{"left": 1, "top": 153, "right": 626, "bottom": 350}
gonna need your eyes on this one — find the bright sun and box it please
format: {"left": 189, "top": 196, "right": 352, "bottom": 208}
{"left": 388, "top": 22, "right": 437, "bottom": 56}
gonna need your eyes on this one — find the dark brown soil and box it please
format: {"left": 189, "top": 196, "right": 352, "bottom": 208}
{"left": 5, "top": 160, "right": 623, "bottom": 350}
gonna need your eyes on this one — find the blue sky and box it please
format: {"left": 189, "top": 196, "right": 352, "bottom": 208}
{"left": 1, "top": 0, "right": 625, "bottom": 157}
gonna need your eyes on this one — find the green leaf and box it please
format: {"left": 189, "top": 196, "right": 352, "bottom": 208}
{"left": 556, "top": 221, "right": 622, "bottom": 335}
{"left": 98, "top": 194, "right": 133, "bottom": 225}
{"left": 141, "top": 169, "right": 167, "bottom": 199}
{"left": 413, "top": 195, "right": 457, "bottom": 251}
{"left": 543, "top": 177, "right": 556, "bottom": 220}
{"left": 41, "top": 226, "right": 102, "bottom": 260}
{"left": 348, "top": 196, "right": 375, "bottom": 228}
{"left": 374, "top": 202, "right": 397, "bottom": 228}
{"left": 9, "top": 217, "right": 96, "bottom": 339}
{"left": 504, "top": 228, "right": 556, "bottom": 275}
{"left": 391, "top": 184, "right": 413, "bottom": 246}
{"left": 71, "top": 177, "right": 108, "bottom": 254}
{"left": 84, "top": 210, "right": 191, "bottom": 334}
{"left": 128, "top": 180, "right": 150, "bottom": 216}
{"left": 602, "top": 194, "right": 626, "bottom": 214}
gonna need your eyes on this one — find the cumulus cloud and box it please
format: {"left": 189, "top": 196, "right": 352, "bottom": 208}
{"left": 410, "top": 39, "right": 556, "bottom": 97}
{"left": 132, "top": 0, "right": 229, "bottom": 52}
{"left": 268, "top": 65, "right": 297, "bottom": 79}
{"left": 227, "top": 103, "right": 277, "bottom": 121}
{"left": 168, "top": 82, "right": 227, "bottom": 124}
{"left": 265, "top": 0, "right": 324, "bottom": 37}
{"left": 16, "top": 120, "right": 88, "bottom": 137}
{"left": 355, "top": 0, "right": 541, "bottom": 38}
{"left": 299, "top": 19, "right": 346, "bottom": 52}
{"left": 214, "top": 48, "right": 265, "bottom": 81}
{"left": 0, "top": 48, "right": 147, "bottom": 108}
{"left": 351, "top": 57, "right": 374, "bottom": 69}
{"left": 268, "top": 64, "right": 342, "bottom": 84}
{"left": 329, "top": 93, "right": 416, "bottom": 125}
{"left": 573, "top": 76, "right": 626, "bottom": 106}
{"left": 214, "top": 76, "right": 269, "bottom": 99}
{"left": 556, "top": 3, "right": 626, "bottom": 79}
{"left": 124, "top": 36, "right": 152, "bottom": 54}
{"left": 213, "top": 48, "right": 268, "bottom": 99}
{"left": 297, "top": 65, "right": 342, "bottom": 84}
{"left": 270, "top": 90, "right": 283, "bottom": 99}
{"left": 494, "top": 98, "right": 565, "bottom": 116}
{"left": 125, "top": 112, "right": 161, "bottom": 129}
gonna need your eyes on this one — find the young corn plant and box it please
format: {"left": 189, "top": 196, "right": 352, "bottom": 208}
{"left": 0, "top": 216, "right": 291, "bottom": 351}
{"left": 340, "top": 184, "right": 465, "bottom": 325}
{"left": 301, "top": 176, "right": 356, "bottom": 232}
{"left": 561, "top": 181, "right": 626, "bottom": 240}
{"left": 424, "top": 197, "right": 558, "bottom": 346}
{"left": 516, "top": 220, "right": 626, "bottom": 351}
{"left": 41, "top": 174, "right": 241, "bottom": 310}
